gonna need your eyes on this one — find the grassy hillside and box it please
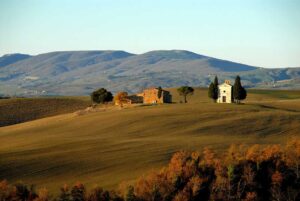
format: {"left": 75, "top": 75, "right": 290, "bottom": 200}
{"left": 0, "top": 97, "right": 91, "bottom": 127}
{"left": 0, "top": 89, "right": 300, "bottom": 194}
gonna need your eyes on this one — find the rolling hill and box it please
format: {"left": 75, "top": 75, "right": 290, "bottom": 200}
{"left": 0, "top": 89, "right": 300, "bottom": 193}
{"left": 0, "top": 50, "right": 299, "bottom": 96}
{"left": 0, "top": 53, "right": 31, "bottom": 68}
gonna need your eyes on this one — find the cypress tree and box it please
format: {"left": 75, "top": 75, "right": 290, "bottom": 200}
{"left": 233, "top": 75, "right": 247, "bottom": 104}
{"left": 213, "top": 76, "right": 219, "bottom": 101}
{"left": 208, "top": 76, "right": 219, "bottom": 102}
{"left": 213, "top": 76, "right": 219, "bottom": 88}
{"left": 157, "top": 86, "right": 162, "bottom": 99}
{"left": 208, "top": 83, "right": 215, "bottom": 102}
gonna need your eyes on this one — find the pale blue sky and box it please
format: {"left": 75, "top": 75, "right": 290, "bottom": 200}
{"left": 0, "top": 0, "right": 299, "bottom": 67}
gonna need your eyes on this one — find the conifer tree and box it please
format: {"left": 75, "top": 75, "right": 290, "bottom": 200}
{"left": 233, "top": 75, "right": 247, "bottom": 104}
{"left": 213, "top": 76, "right": 219, "bottom": 88}
{"left": 208, "top": 76, "right": 219, "bottom": 102}
{"left": 157, "top": 86, "right": 162, "bottom": 99}
{"left": 208, "top": 83, "right": 215, "bottom": 102}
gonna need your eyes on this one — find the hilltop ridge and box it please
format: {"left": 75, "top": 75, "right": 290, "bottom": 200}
{"left": 0, "top": 50, "right": 299, "bottom": 96}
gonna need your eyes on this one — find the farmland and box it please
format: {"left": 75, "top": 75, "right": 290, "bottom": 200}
{"left": 0, "top": 97, "right": 91, "bottom": 127}
{"left": 0, "top": 88, "right": 300, "bottom": 194}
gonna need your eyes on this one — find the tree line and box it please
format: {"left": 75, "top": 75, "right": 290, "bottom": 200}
{"left": 90, "top": 76, "right": 247, "bottom": 104}
{"left": 1, "top": 139, "right": 299, "bottom": 201}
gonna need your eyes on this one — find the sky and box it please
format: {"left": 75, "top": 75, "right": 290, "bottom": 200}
{"left": 0, "top": 0, "right": 299, "bottom": 68}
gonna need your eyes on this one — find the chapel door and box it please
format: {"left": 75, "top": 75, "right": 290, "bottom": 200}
{"left": 222, "top": 96, "right": 226, "bottom": 103}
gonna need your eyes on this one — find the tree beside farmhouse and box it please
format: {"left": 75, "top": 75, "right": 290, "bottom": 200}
{"left": 114, "top": 91, "right": 129, "bottom": 107}
{"left": 91, "top": 88, "right": 113, "bottom": 104}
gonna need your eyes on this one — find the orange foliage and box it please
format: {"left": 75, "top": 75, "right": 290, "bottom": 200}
{"left": 34, "top": 188, "right": 49, "bottom": 201}
{"left": 261, "top": 145, "right": 282, "bottom": 161}
{"left": 244, "top": 191, "right": 257, "bottom": 201}
{"left": 285, "top": 137, "right": 300, "bottom": 178}
{"left": 114, "top": 91, "right": 129, "bottom": 106}
{"left": 246, "top": 144, "right": 261, "bottom": 162}
{"left": 0, "top": 180, "right": 9, "bottom": 200}
{"left": 271, "top": 171, "right": 283, "bottom": 185}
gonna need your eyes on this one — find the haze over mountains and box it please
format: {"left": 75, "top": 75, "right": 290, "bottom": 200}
{"left": 0, "top": 50, "right": 299, "bottom": 96}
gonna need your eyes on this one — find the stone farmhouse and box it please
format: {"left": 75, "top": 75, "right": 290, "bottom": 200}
{"left": 217, "top": 80, "right": 232, "bottom": 103}
{"left": 115, "top": 87, "right": 172, "bottom": 106}
{"left": 139, "top": 88, "right": 172, "bottom": 104}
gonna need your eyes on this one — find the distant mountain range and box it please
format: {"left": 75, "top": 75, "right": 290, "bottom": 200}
{"left": 0, "top": 50, "right": 299, "bottom": 96}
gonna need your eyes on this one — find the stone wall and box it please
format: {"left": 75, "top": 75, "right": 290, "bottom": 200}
{"left": 142, "top": 88, "right": 172, "bottom": 104}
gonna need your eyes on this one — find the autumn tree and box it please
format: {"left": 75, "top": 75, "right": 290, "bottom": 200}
{"left": 285, "top": 138, "right": 300, "bottom": 179}
{"left": 177, "top": 86, "right": 194, "bottom": 103}
{"left": 0, "top": 180, "right": 10, "bottom": 201}
{"left": 87, "top": 187, "right": 112, "bottom": 201}
{"left": 12, "top": 183, "right": 37, "bottom": 201}
{"left": 91, "top": 88, "right": 113, "bottom": 104}
{"left": 270, "top": 171, "right": 284, "bottom": 201}
{"left": 233, "top": 76, "right": 247, "bottom": 104}
{"left": 86, "top": 187, "right": 103, "bottom": 201}
{"left": 125, "top": 186, "right": 136, "bottom": 201}
{"left": 71, "top": 182, "right": 85, "bottom": 201}
{"left": 114, "top": 91, "right": 128, "bottom": 107}
{"left": 58, "top": 184, "right": 71, "bottom": 201}
{"left": 34, "top": 188, "right": 49, "bottom": 201}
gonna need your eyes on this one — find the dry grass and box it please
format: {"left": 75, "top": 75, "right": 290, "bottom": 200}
{"left": 0, "top": 88, "right": 299, "bottom": 194}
